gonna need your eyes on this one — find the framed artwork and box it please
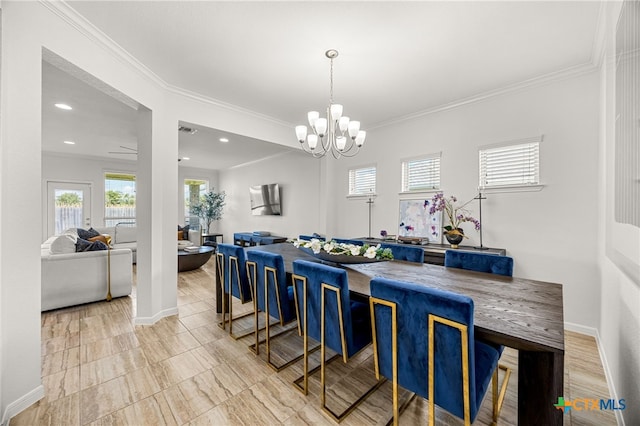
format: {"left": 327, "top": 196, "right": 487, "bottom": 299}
{"left": 398, "top": 199, "right": 442, "bottom": 243}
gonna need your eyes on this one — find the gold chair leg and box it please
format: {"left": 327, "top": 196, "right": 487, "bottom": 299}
{"left": 492, "top": 363, "right": 512, "bottom": 425}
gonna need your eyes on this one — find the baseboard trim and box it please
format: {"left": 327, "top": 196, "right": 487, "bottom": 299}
{"left": 133, "top": 306, "right": 178, "bottom": 325}
{"left": 1, "top": 385, "right": 44, "bottom": 426}
{"left": 564, "top": 322, "right": 625, "bottom": 425}
{"left": 594, "top": 331, "right": 625, "bottom": 426}
{"left": 564, "top": 321, "right": 598, "bottom": 336}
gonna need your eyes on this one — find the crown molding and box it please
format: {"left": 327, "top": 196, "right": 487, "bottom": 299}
{"left": 369, "top": 62, "right": 599, "bottom": 130}
{"left": 227, "top": 151, "right": 295, "bottom": 170}
{"left": 39, "top": 0, "right": 166, "bottom": 89}
{"left": 165, "top": 84, "right": 292, "bottom": 129}
{"left": 39, "top": 0, "right": 290, "bottom": 129}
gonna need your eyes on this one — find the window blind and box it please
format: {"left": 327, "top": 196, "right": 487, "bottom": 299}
{"left": 402, "top": 154, "right": 441, "bottom": 191}
{"left": 349, "top": 166, "right": 376, "bottom": 195}
{"left": 479, "top": 137, "right": 541, "bottom": 189}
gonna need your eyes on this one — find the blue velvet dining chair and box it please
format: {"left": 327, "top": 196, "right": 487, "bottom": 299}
{"left": 299, "top": 233, "right": 324, "bottom": 241}
{"left": 380, "top": 243, "right": 424, "bottom": 263}
{"left": 444, "top": 250, "right": 514, "bottom": 277}
{"left": 216, "top": 243, "right": 254, "bottom": 339}
{"left": 369, "top": 277, "right": 508, "bottom": 425}
{"left": 444, "top": 249, "right": 513, "bottom": 417}
{"left": 245, "top": 250, "right": 300, "bottom": 371}
{"left": 292, "top": 259, "right": 384, "bottom": 422}
{"left": 331, "top": 237, "right": 364, "bottom": 246}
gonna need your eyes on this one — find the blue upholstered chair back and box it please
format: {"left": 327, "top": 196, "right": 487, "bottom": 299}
{"left": 370, "top": 277, "right": 499, "bottom": 422}
{"left": 332, "top": 238, "right": 364, "bottom": 246}
{"left": 380, "top": 243, "right": 424, "bottom": 263}
{"left": 293, "top": 259, "right": 371, "bottom": 358}
{"left": 299, "top": 234, "right": 324, "bottom": 241}
{"left": 444, "top": 251, "right": 514, "bottom": 276}
{"left": 246, "top": 250, "right": 295, "bottom": 323}
{"left": 217, "top": 243, "right": 252, "bottom": 302}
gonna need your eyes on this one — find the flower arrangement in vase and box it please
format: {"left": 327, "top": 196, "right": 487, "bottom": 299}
{"left": 292, "top": 238, "right": 393, "bottom": 263}
{"left": 428, "top": 193, "right": 480, "bottom": 248}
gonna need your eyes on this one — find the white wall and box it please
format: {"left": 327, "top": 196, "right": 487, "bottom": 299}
{"left": 598, "top": 2, "right": 640, "bottom": 423}
{"left": 218, "top": 151, "right": 322, "bottom": 243}
{"left": 325, "top": 72, "right": 602, "bottom": 329}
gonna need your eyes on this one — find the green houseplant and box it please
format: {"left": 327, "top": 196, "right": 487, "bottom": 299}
{"left": 190, "top": 189, "right": 226, "bottom": 233}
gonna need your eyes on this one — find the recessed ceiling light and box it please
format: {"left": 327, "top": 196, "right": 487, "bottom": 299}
{"left": 182, "top": 157, "right": 190, "bottom": 160}
{"left": 55, "top": 103, "right": 73, "bottom": 110}
{"left": 219, "top": 138, "right": 229, "bottom": 143}
{"left": 63, "top": 140, "right": 75, "bottom": 145}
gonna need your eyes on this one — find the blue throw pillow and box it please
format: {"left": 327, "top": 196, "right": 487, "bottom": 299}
{"left": 75, "top": 238, "right": 108, "bottom": 252}
{"left": 77, "top": 227, "right": 100, "bottom": 240}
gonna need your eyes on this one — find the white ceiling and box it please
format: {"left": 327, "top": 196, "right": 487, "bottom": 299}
{"left": 42, "top": 1, "right": 602, "bottom": 169}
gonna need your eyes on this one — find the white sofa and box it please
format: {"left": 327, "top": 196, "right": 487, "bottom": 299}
{"left": 41, "top": 232, "right": 133, "bottom": 311}
{"left": 94, "top": 225, "right": 137, "bottom": 263}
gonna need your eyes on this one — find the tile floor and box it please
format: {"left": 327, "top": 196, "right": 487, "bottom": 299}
{"left": 11, "top": 258, "right": 616, "bottom": 425}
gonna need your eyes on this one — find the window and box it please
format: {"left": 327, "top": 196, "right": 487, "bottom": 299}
{"left": 104, "top": 172, "right": 136, "bottom": 227}
{"left": 184, "top": 179, "right": 208, "bottom": 219}
{"left": 348, "top": 166, "right": 376, "bottom": 196}
{"left": 479, "top": 136, "right": 541, "bottom": 189}
{"left": 401, "top": 154, "right": 441, "bottom": 192}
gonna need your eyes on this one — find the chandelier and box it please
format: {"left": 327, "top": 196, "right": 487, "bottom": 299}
{"left": 295, "top": 49, "right": 366, "bottom": 159}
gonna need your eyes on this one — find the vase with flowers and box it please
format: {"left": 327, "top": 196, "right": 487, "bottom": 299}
{"left": 428, "top": 193, "right": 481, "bottom": 248}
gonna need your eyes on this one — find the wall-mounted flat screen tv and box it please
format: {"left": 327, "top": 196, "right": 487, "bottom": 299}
{"left": 249, "top": 183, "right": 281, "bottom": 216}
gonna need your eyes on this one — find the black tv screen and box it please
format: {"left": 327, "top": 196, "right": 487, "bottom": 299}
{"left": 249, "top": 183, "right": 281, "bottom": 215}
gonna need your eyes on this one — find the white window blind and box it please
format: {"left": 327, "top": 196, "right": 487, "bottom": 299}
{"left": 401, "top": 154, "right": 441, "bottom": 192}
{"left": 479, "top": 137, "right": 541, "bottom": 189}
{"left": 348, "top": 166, "right": 376, "bottom": 195}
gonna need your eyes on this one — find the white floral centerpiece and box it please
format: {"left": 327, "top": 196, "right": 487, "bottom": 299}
{"left": 293, "top": 238, "right": 393, "bottom": 263}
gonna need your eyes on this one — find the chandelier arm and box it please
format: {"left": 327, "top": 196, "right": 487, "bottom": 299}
{"left": 299, "top": 141, "right": 328, "bottom": 157}
{"left": 334, "top": 147, "right": 362, "bottom": 158}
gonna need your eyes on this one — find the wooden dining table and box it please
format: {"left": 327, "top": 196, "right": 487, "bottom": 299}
{"left": 216, "top": 243, "right": 564, "bottom": 425}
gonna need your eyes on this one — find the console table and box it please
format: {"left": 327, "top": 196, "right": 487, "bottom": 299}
{"left": 233, "top": 232, "right": 288, "bottom": 247}
{"left": 201, "top": 233, "right": 223, "bottom": 246}
{"left": 351, "top": 238, "right": 505, "bottom": 265}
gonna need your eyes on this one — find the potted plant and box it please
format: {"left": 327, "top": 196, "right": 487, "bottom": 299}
{"left": 190, "top": 189, "right": 226, "bottom": 233}
{"left": 428, "top": 193, "right": 480, "bottom": 248}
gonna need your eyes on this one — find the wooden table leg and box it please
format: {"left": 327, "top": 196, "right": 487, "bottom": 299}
{"left": 518, "top": 350, "right": 564, "bottom": 425}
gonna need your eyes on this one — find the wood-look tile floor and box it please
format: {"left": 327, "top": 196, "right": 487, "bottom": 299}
{"left": 12, "top": 258, "right": 616, "bottom": 425}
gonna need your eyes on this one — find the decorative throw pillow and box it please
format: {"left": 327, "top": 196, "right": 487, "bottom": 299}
{"left": 75, "top": 238, "right": 108, "bottom": 252}
{"left": 50, "top": 233, "right": 78, "bottom": 254}
{"left": 77, "top": 227, "right": 100, "bottom": 240}
{"left": 88, "top": 235, "right": 108, "bottom": 244}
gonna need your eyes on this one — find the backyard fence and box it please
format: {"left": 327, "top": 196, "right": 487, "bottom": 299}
{"left": 54, "top": 206, "right": 136, "bottom": 234}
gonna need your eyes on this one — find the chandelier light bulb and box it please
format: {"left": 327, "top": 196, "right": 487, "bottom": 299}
{"left": 348, "top": 121, "right": 361, "bottom": 139}
{"left": 295, "top": 125, "right": 308, "bottom": 143}
{"left": 330, "top": 104, "right": 343, "bottom": 121}
{"left": 308, "top": 134, "right": 318, "bottom": 150}
{"left": 315, "top": 118, "right": 327, "bottom": 137}
{"left": 336, "top": 136, "right": 347, "bottom": 151}
{"left": 339, "top": 116, "right": 350, "bottom": 132}
{"left": 355, "top": 131, "right": 366, "bottom": 147}
{"left": 308, "top": 111, "right": 319, "bottom": 128}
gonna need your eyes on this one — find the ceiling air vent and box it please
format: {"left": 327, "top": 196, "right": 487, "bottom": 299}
{"left": 178, "top": 126, "right": 198, "bottom": 135}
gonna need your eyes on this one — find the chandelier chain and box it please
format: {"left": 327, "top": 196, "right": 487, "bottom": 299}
{"left": 329, "top": 57, "right": 334, "bottom": 105}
